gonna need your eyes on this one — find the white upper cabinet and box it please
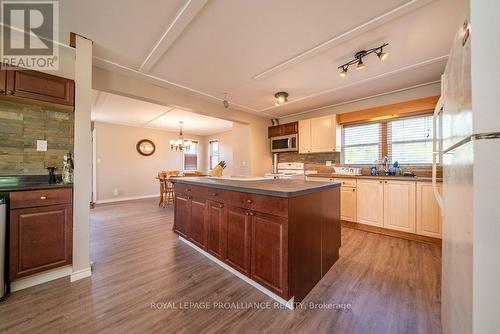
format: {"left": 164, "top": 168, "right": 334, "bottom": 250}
{"left": 299, "top": 115, "right": 338, "bottom": 153}
{"left": 298, "top": 119, "right": 312, "bottom": 153}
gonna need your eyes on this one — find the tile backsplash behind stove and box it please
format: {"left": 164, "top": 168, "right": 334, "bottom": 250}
{"left": 278, "top": 152, "right": 340, "bottom": 173}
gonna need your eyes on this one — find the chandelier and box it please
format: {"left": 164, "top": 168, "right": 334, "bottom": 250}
{"left": 170, "top": 121, "right": 191, "bottom": 151}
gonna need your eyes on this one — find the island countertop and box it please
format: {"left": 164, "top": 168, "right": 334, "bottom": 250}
{"left": 170, "top": 176, "right": 340, "bottom": 198}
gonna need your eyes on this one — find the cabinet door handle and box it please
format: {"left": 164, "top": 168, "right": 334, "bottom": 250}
{"left": 246, "top": 199, "right": 253, "bottom": 204}
{"left": 187, "top": 196, "right": 193, "bottom": 200}
{"left": 218, "top": 204, "right": 224, "bottom": 209}
{"left": 211, "top": 192, "right": 218, "bottom": 196}
{"left": 248, "top": 211, "right": 255, "bottom": 216}
{"left": 40, "top": 196, "right": 47, "bottom": 200}
{"left": 384, "top": 181, "right": 388, "bottom": 183}
{"left": 245, "top": 211, "right": 250, "bottom": 216}
{"left": 352, "top": 189, "right": 355, "bottom": 192}
{"left": 7, "top": 90, "right": 14, "bottom": 95}
{"left": 187, "top": 188, "right": 191, "bottom": 192}
{"left": 379, "top": 181, "right": 383, "bottom": 184}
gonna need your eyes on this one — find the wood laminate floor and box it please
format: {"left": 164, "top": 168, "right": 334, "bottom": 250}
{"left": 0, "top": 198, "right": 442, "bottom": 334}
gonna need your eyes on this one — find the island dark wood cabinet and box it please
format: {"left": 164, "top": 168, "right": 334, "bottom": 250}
{"left": 172, "top": 181, "right": 340, "bottom": 301}
{"left": 9, "top": 188, "right": 73, "bottom": 280}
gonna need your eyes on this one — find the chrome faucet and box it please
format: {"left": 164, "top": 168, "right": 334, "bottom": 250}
{"left": 379, "top": 156, "right": 389, "bottom": 175}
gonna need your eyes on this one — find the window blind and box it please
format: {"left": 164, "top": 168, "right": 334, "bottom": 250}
{"left": 184, "top": 140, "right": 198, "bottom": 171}
{"left": 342, "top": 123, "right": 382, "bottom": 165}
{"left": 209, "top": 140, "right": 219, "bottom": 169}
{"left": 388, "top": 115, "right": 434, "bottom": 164}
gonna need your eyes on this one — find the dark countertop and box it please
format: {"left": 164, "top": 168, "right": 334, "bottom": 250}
{"left": 171, "top": 177, "right": 340, "bottom": 198}
{"left": 0, "top": 175, "right": 73, "bottom": 192}
{"left": 306, "top": 173, "right": 443, "bottom": 183}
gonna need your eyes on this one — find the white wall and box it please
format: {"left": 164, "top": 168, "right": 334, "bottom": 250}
{"left": 94, "top": 122, "right": 206, "bottom": 202}
{"left": 204, "top": 130, "right": 233, "bottom": 176}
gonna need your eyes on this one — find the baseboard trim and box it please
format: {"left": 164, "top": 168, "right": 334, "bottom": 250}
{"left": 70, "top": 267, "right": 92, "bottom": 282}
{"left": 11, "top": 266, "right": 72, "bottom": 292}
{"left": 341, "top": 220, "right": 442, "bottom": 245}
{"left": 95, "top": 194, "right": 158, "bottom": 204}
{"left": 179, "top": 236, "right": 294, "bottom": 310}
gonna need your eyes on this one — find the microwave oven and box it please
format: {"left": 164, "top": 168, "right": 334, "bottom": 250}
{"left": 271, "top": 134, "right": 298, "bottom": 153}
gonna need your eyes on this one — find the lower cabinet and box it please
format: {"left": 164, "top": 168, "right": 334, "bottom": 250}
{"left": 188, "top": 196, "right": 207, "bottom": 249}
{"left": 174, "top": 194, "right": 190, "bottom": 237}
{"left": 356, "top": 179, "right": 384, "bottom": 227}
{"left": 206, "top": 201, "right": 227, "bottom": 260}
{"left": 340, "top": 186, "right": 357, "bottom": 222}
{"left": 383, "top": 180, "right": 416, "bottom": 233}
{"left": 251, "top": 212, "right": 288, "bottom": 295}
{"left": 10, "top": 203, "right": 72, "bottom": 280}
{"left": 174, "top": 189, "right": 289, "bottom": 297}
{"left": 225, "top": 206, "right": 252, "bottom": 275}
{"left": 416, "top": 182, "right": 442, "bottom": 238}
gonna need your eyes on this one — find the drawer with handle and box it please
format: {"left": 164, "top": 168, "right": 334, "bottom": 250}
{"left": 227, "top": 190, "right": 288, "bottom": 218}
{"left": 10, "top": 188, "right": 72, "bottom": 209}
{"left": 333, "top": 178, "right": 356, "bottom": 188}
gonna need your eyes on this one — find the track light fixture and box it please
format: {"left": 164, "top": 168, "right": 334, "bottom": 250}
{"left": 338, "top": 43, "right": 388, "bottom": 77}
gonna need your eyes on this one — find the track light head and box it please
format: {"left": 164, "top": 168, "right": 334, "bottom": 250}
{"left": 339, "top": 66, "right": 348, "bottom": 77}
{"left": 376, "top": 49, "right": 388, "bottom": 61}
{"left": 356, "top": 59, "right": 365, "bottom": 70}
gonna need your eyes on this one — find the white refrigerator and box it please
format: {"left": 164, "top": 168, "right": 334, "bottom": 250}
{"left": 434, "top": 1, "right": 500, "bottom": 333}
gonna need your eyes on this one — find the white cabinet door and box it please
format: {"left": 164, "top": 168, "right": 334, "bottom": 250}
{"left": 383, "top": 180, "right": 416, "bottom": 233}
{"left": 310, "top": 115, "right": 336, "bottom": 152}
{"left": 416, "top": 182, "right": 442, "bottom": 238}
{"left": 356, "top": 179, "right": 384, "bottom": 227}
{"left": 298, "top": 119, "right": 311, "bottom": 153}
{"left": 341, "top": 186, "right": 357, "bottom": 222}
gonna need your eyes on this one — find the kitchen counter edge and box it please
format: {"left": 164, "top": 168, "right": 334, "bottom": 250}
{"left": 306, "top": 174, "right": 442, "bottom": 182}
{"left": 171, "top": 177, "right": 340, "bottom": 198}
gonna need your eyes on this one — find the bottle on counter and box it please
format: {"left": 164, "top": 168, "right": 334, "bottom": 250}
{"left": 62, "top": 153, "right": 74, "bottom": 184}
{"left": 370, "top": 161, "right": 378, "bottom": 176}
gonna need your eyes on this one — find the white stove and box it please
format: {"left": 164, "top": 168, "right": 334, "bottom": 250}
{"left": 265, "top": 162, "right": 305, "bottom": 179}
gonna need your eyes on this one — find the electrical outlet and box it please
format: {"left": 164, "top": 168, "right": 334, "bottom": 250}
{"left": 36, "top": 140, "right": 47, "bottom": 152}
{"left": 325, "top": 160, "right": 332, "bottom": 167}
{"left": 113, "top": 189, "right": 119, "bottom": 197}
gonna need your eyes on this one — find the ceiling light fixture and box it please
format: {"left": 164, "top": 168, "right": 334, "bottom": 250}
{"left": 170, "top": 121, "right": 191, "bottom": 151}
{"left": 274, "top": 91, "right": 289, "bottom": 106}
{"left": 338, "top": 43, "right": 388, "bottom": 77}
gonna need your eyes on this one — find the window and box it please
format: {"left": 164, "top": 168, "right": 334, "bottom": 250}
{"left": 341, "top": 114, "right": 437, "bottom": 165}
{"left": 183, "top": 140, "right": 198, "bottom": 171}
{"left": 209, "top": 140, "right": 219, "bottom": 169}
{"left": 342, "top": 123, "right": 382, "bottom": 164}
{"left": 388, "top": 115, "right": 434, "bottom": 164}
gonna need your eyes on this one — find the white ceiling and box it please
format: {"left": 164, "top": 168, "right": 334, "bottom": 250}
{"left": 91, "top": 91, "right": 233, "bottom": 135}
{"left": 60, "top": 0, "right": 466, "bottom": 118}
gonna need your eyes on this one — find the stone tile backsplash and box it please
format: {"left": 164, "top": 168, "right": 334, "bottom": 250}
{"left": 0, "top": 100, "right": 74, "bottom": 175}
{"left": 278, "top": 152, "right": 341, "bottom": 173}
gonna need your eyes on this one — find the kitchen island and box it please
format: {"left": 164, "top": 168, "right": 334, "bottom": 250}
{"left": 171, "top": 177, "right": 341, "bottom": 307}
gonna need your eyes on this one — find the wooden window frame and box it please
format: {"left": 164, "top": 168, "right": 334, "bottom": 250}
{"left": 209, "top": 139, "right": 219, "bottom": 170}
